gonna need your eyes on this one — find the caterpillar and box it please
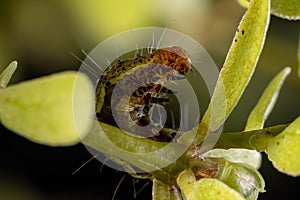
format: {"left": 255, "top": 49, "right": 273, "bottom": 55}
{"left": 95, "top": 46, "right": 192, "bottom": 141}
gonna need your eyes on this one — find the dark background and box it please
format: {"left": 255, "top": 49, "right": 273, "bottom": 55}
{"left": 0, "top": 0, "right": 299, "bottom": 199}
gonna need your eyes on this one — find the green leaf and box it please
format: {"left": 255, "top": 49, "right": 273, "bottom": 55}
{"left": 153, "top": 179, "right": 182, "bottom": 200}
{"left": 177, "top": 170, "right": 245, "bottom": 200}
{"left": 203, "top": 148, "right": 261, "bottom": 169}
{"left": 245, "top": 67, "right": 291, "bottom": 131}
{"left": 0, "top": 71, "right": 94, "bottom": 146}
{"left": 195, "top": 0, "right": 270, "bottom": 143}
{"left": 0, "top": 61, "right": 17, "bottom": 88}
{"left": 216, "top": 160, "right": 265, "bottom": 200}
{"left": 271, "top": 0, "right": 300, "bottom": 20}
{"left": 267, "top": 116, "right": 300, "bottom": 176}
{"left": 236, "top": 0, "right": 300, "bottom": 20}
{"left": 83, "top": 121, "right": 187, "bottom": 174}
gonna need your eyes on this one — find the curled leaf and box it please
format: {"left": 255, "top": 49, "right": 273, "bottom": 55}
{"left": 216, "top": 160, "right": 265, "bottom": 200}
{"left": 177, "top": 170, "right": 245, "bottom": 200}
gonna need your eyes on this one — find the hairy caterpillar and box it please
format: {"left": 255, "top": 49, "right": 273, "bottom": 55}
{"left": 95, "top": 46, "right": 192, "bottom": 141}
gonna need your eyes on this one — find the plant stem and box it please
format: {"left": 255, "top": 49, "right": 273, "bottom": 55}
{"left": 214, "top": 124, "right": 288, "bottom": 152}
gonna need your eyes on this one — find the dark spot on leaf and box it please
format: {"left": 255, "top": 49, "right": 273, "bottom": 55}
{"left": 235, "top": 39, "right": 237, "bottom": 42}
{"left": 242, "top": 30, "right": 245, "bottom": 35}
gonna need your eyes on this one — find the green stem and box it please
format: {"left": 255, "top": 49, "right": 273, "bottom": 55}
{"left": 214, "top": 124, "right": 287, "bottom": 151}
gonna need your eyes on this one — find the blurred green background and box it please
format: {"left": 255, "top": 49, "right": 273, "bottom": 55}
{"left": 0, "top": 0, "right": 299, "bottom": 199}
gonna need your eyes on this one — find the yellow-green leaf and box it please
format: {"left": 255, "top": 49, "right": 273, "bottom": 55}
{"left": 0, "top": 61, "right": 17, "bottom": 88}
{"left": 237, "top": 0, "right": 300, "bottom": 20}
{"left": 245, "top": 67, "right": 291, "bottom": 131}
{"left": 267, "top": 116, "right": 300, "bottom": 176}
{"left": 83, "top": 121, "right": 186, "bottom": 173}
{"left": 271, "top": 0, "right": 300, "bottom": 20}
{"left": 0, "top": 71, "right": 94, "bottom": 146}
{"left": 203, "top": 148, "right": 261, "bottom": 169}
{"left": 177, "top": 170, "right": 245, "bottom": 200}
{"left": 198, "top": 0, "right": 270, "bottom": 138}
